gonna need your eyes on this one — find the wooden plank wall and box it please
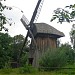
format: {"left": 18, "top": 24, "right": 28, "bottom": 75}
{"left": 35, "top": 36, "right": 57, "bottom": 52}
{"left": 29, "top": 35, "right": 57, "bottom": 67}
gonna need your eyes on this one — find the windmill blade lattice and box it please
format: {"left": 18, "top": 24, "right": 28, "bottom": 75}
{"left": 22, "top": 15, "right": 29, "bottom": 25}
{"left": 21, "top": 15, "right": 29, "bottom": 29}
{"left": 29, "top": 0, "right": 44, "bottom": 25}
{"left": 34, "top": 0, "right": 44, "bottom": 23}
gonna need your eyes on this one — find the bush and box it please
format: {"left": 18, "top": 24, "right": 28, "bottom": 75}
{"left": 57, "top": 63, "right": 75, "bottom": 74}
{"left": 0, "top": 68, "right": 12, "bottom": 74}
{"left": 20, "top": 53, "right": 28, "bottom": 67}
{"left": 19, "top": 64, "right": 38, "bottom": 74}
{"left": 39, "top": 43, "right": 75, "bottom": 71}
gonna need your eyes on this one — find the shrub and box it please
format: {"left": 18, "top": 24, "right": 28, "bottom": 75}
{"left": 19, "top": 64, "right": 38, "bottom": 74}
{"left": 57, "top": 63, "right": 75, "bottom": 74}
{"left": 39, "top": 43, "right": 75, "bottom": 71}
{"left": 20, "top": 53, "right": 28, "bottom": 66}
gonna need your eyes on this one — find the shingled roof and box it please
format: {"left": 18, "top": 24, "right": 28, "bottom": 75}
{"left": 32, "top": 23, "right": 65, "bottom": 38}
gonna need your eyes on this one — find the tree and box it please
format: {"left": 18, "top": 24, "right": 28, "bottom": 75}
{"left": 11, "top": 34, "right": 24, "bottom": 62}
{"left": 11, "top": 34, "right": 29, "bottom": 67}
{"left": 0, "top": 33, "right": 29, "bottom": 68}
{"left": 0, "top": 32, "right": 12, "bottom": 68}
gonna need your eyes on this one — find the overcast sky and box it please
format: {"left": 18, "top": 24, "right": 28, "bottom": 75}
{"left": 2, "top": 0, "right": 75, "bottom": 44}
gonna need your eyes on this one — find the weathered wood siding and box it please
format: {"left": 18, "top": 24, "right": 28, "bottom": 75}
{"left": 29, "top": 34, "right": 57, "bottom": 67}
{"left": 35, "top": 36, "right": 57, "bottom": 51}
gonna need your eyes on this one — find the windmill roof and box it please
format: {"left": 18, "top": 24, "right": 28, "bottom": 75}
{"left": 32, "top": 23, "right": 65, "bottom": 38}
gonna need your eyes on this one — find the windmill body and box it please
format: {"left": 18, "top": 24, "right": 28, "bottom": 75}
{"left": 21, "top": 0, "right": 64, "bottom": 67}
{"left": 29, "top": 23, "right": 64, "bottom": 67}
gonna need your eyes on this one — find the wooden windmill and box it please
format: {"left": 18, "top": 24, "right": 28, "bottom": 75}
{"left": 20, "top": 0, "right": 64, "bottom": 67}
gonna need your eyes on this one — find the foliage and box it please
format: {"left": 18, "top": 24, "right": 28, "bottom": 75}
{"left": 0, "top": 0, "right": 13, "bottom": 31}
{"left": 0, "top": 68, "right": 12, "bottom": 74}
{"left": 0, "top": 0, "right": 7, "bottom": 30}
{"left": 39, "top": 43, "right": 75, "bottom": 71}
{"left": 0, "top": 32, "right": 12, "bottom": 68}
{"left": 51, "top": 4, "right": 75, "bottom": 24}
{"left": 51, "top": 3, "right": 75, "bottom": 50}
{"left": 11, "top": 34, "right": 29, "bottom": 67}
{"left": 0, "top": 33, "right": 29, "bottom": 68}
{"left": 60, "top": 44, "right": 75, "bottom": 64}
{"left": 11, "top": 34, "right": 25, "bottom": 62}
{"left": 19, "top": 64, "right": 38, "bottom": 74}
{"left": 0, "top": 67, "right": 75, "bottom": 75}
{"left": 70, "top": 24, "right": 75, "bottom": 49}
{"left": 57, "top": 63, "right": 75, "bottom": 75}
{"left": 0, "top": 0, "right": 23, "bottom": 32}
{"left": 20, "top": 53, "right": 28, "bottom": 67}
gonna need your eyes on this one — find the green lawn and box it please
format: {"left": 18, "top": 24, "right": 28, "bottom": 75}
{"left": 0, "top": 72, "right": 68, "bottom": 75}
{"left": 0, "top": 64, "right": 75, "bottom": 75}
{"left": 0, "top": 68, "right": 70, "bottom": 75}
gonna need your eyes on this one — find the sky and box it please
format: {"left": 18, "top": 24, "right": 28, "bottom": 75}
{"left": 2, "top": 0, "right": 75, "bottom": 44}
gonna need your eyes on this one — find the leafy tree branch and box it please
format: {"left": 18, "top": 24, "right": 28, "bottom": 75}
{"left": 51, "top": 4, "right": 75, "bottom": 24}
{"left": 0, "top": 0, "right": 13, "bottom": 31}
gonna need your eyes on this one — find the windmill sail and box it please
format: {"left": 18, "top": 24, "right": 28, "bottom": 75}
{"left": 29, "top": 0, "right": 44, "bottom": 25}
{"left": 21, "top": 15, "right": 29, "bottom": 29}
{"left": 34, "top": 0, "right": 44, "bottom": 23}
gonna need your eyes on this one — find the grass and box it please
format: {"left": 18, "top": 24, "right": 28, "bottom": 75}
{"left": 0, "top": 71, "right": 68, "bottom": 75}
{"left": 0, "top": 68, "right": 69, "bottom": 75}
{"left": 0, "top": 64, "right": 75, "bottom": 75}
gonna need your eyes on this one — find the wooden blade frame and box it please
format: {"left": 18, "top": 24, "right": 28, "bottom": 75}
{"left": 29, "top": 0, "right": 42, "bottom": 25}
{"left": 21, "top": 15, "right": 29, "bottom": 30}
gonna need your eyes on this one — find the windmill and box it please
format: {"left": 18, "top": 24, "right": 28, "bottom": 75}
{"left": 20, "top": 0, "right": 44, "bottom": 65}
{"left": 20, "top": 0, "right": 65, "bottom": 67}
